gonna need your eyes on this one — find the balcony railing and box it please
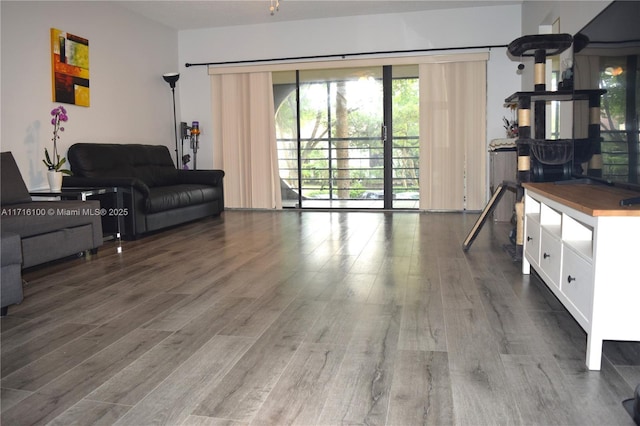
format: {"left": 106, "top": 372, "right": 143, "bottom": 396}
{"left": 277, "top": 135, "right": 419, "bottom": 207}
{"left": 600, "top": 130, "right": 640, "bottom": 182}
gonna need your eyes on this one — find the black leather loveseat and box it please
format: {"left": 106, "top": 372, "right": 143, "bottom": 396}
{"left": 64, "top": 143, "right": 224, "bottom": 239}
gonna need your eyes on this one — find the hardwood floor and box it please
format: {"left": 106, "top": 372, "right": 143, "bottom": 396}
{"left": 1, "top": 210, "right": 638, "bottom": 425}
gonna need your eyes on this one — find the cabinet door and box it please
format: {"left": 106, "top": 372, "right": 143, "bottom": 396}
{"left": 524, "top": 215, "right": 541, "bottom": 266}
{"left": 540, "top": 228, "right": 562, "bottom": 288}
{"left": 561, "top": 247, "right": 594, "bottom": 327}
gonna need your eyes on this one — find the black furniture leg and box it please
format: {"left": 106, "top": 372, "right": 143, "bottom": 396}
{"left": 622, "top": 384, "right": 640, "bottom": 425}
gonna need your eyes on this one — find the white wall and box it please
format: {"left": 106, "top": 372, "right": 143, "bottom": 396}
{"left": 1, "top": 1, "right": 612, "bottom": 193}
{"left": 1, "top": 1, "right": 179, "bottom": 190}
{"left": 521, "top": 1, "right": 611, "bottom": 39}
{"left": 518, "top": 0, "right": 612, "bottom": 91}
{"left": 178, "top": 4, "right": 524, "bottom": 170}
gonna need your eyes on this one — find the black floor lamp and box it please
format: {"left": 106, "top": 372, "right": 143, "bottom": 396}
{"left": 163, "top": 72, "right": 180, "bottom": 168}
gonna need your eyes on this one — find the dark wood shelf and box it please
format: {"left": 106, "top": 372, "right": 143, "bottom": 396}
{"left": 523, "top": 182, "right": 640, "bottom": 216}
{"left": 505, "top": 89, "right": 606, "bottom": 104}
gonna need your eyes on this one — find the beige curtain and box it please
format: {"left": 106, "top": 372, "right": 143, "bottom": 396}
{"left": 210, "top": 52, "right": 487, "bottom": 211}
{"left": 211, "top": 72, "right": 282, "bottom": 209}
{"left": 420, "top": 60, "right": 486, "bottom": 210}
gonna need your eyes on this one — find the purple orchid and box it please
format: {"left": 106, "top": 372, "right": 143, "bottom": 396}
{"left": 43, "top": 105, "right": 72, "bottom": 174}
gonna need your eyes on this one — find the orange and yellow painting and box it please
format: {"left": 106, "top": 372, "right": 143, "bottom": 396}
{"left": 51, "top": 28, "right": 89, "bottom": 107}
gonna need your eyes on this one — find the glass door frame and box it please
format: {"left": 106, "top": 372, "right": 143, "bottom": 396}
{"left": 383, "top": 65, "right": 393, "bottom": 209}
{"left": 275, "top": 64, "right": 419, "bottom": 210}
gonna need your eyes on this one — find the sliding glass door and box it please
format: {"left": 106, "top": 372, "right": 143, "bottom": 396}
{"left": 391, "top": 66, "right": 419, "bottom": 208}
{"left": 274, "top": 65, "right": 419, "bottom": 209}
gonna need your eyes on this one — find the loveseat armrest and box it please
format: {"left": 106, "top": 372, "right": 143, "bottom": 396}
{"left": 63, "top": 176, "right": 150, "bottom": 197}
{"left": 177, "top": 170, "right": 225, "bottom": 186}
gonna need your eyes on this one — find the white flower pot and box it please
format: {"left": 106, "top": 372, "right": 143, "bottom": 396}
{"left": 47, "top": 170, "right": 63, "bottom": 192}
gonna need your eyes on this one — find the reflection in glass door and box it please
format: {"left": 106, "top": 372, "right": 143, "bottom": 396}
{"left": 274, "top": 65, "right": 419, "bottom": 209}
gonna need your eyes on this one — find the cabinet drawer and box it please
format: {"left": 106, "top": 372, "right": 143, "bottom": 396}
{"left": 540, "top": 228, "right": 562, "bottom": 288}
{"left": 561, "top": 248, "right": 594, "bottom": 326}
{"left": 524, "top": 216, "right": 541, "bottom": 265}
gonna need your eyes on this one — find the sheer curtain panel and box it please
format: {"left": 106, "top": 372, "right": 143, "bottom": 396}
{"left": 420, "top": 60, "right": 486, "bottom": 210}
{"left": 211, "top": 72, "right": 282, "bottom": 209}
{"left": 209, "top": 52, "right": 487, "bottom": 211}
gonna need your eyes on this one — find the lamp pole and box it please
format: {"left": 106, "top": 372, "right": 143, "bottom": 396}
{"left": 163, "top": 72, "right": 180, "bottom": 168}
{"left": 170, "top": 86, "right": 179, "bottom": 168}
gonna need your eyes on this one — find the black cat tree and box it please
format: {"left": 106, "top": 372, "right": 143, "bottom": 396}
{"left": 463, "top": 33, "right": 604, "bottom": 252}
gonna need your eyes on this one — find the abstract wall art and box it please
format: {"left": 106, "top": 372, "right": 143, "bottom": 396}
{"left": 51, "top": 28, "right": 90, "bottom": 107}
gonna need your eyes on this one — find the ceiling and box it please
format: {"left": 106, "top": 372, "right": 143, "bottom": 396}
{"left": 117, "top": 0, "right": 522, "bottom": 31}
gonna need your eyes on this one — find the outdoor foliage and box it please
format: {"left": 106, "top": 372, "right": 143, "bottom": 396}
{"left": 275, "top": 74, "right": 419, "bottom": 200}
{"left": 599, "top": 57, "right": 640, "bottom": 181}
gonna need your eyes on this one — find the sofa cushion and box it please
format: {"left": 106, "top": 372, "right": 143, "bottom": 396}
{"left": 68, "top": 143, "right": 178, "bottom": 187}
{"left": 1, "top": 201, "right": 102, "bottom": 238}
{"left": 1, "top": 232, "right": 22, "bottom": 267}
{"left": 132, "top": 164, "right": 178, "bottom": 188}
{"left": 1, "top": 231, "right": 23, "bottom": 309}
{"left": 144, "top": 184, "right": 221, "bottom": 214}
{"left": 127, "top": 144, "right": 178, "bottom": 187}
{"left": 21, "top": 224, "right": 95, "bottom": 268}
{"left": 68, "top": 144, "right": 135, "bottom": 178}
{"left": 1, "top": 152, "right": 32, "bottom": 205}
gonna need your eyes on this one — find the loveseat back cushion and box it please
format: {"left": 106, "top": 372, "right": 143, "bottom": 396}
{"left": 145, "top": 184, "right": 221, "bottom": 213}
{"left": 68, "top": 143, "right": 178, "bottom": 187}
{"left": 1, "top": 152, "right": 32, "bottom": 205}
{"left": 127, "top": 145, "right": 178, "bottom": 187}
{"left": 68, "top": 144, "right": 135, "bottom": 179}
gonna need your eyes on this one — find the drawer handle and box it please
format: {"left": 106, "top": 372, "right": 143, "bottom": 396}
{"left": 543, "top": 252, "right": 551, "bottom": 259}
{"left": 527, "top": 236, "right": 533, "bottom": 241}
{"left": 567, "top": 275, "right": 576, "bottom": 283}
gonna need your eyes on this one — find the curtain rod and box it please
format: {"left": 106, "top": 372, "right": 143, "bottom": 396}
{"left": 185, "top": 44, "right": 508, "bottom": 68}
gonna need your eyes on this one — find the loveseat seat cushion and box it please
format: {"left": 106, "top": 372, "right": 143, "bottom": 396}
{"left": 129, "top": 145, "right": 178, "bottom": 187}
{"left": 144, "top": 184, "right": 222, "bottom": 214}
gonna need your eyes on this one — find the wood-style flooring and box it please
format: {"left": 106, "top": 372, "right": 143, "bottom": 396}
{"left": 1, "top": 210, "right": 638, "bottom": 425}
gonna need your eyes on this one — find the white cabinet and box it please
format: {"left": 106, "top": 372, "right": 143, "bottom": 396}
{"left": 522, "top": 183, "right": 640, "bottom": 370}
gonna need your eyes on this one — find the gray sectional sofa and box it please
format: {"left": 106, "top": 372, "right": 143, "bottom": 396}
{"left": 1, "top": 232, "right": 23, "bottom": 316}
{"left": 1, "top": 152, "right": 104, "bottom": 315}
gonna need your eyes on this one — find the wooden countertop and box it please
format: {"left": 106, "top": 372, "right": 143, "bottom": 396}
{"left": 523, "top": 182, "right": 640, "bottom": 217}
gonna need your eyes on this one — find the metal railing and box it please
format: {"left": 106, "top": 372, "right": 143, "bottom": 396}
{"left": 600, "top": 130, "right": 640, "bottom": 183}
{"left": 277, "top": 135, "right": 419, "bottom": 205}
